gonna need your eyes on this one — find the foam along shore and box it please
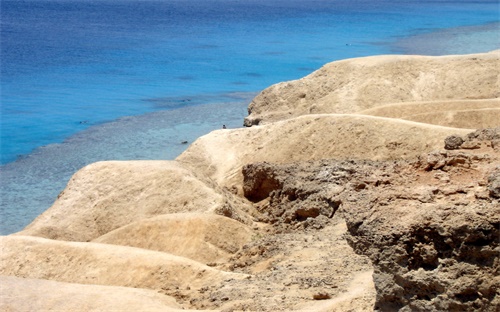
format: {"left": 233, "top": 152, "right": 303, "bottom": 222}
{"left": 2, "top": 51, "right": 499, "bottom": 311}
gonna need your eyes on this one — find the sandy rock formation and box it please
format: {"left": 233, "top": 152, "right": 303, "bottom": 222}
{"left": 205, "top": 214, "right": 376, "bottom": 311}
{"left": 178, "top": 114, "right": 469, "bottom": 190}
{"left": 0, "top": 276, "right": 189, "bottom": 312}
{"left": 244, "top": 51, "right": 499, "bottom": 126}
{"left": 93, "top": 213, "right": 254, "bottom": 264}
{"left": 358, "top": 99, "right": 500, "bottom": 129}
{"left": 2, "top": 52, "right": 499, "bottom": 311}
{"left": 0, "top": 235, "right": 247, "bottom": 291}
{"left": 18, "top": 160, "right": 253, "bottom": 242}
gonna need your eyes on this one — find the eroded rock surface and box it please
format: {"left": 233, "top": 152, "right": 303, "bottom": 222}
{"left": 241, "top": 129, "right": 500, "bottom": 311}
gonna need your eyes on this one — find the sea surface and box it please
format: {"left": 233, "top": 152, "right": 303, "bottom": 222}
{"left": 1, "top": 0, "right": 499, "bottom": 234}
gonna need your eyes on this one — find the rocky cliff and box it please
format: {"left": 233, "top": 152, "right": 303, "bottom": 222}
{"left": 241, "top": 128, "right": 500, "bottom": 311}
{"left": 1, "top": 51, "right": 499, "bottom": 311}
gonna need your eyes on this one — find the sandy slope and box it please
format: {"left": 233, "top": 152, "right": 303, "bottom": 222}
{"left": 244, "top": 51, "right": 499, "bottom": 125}
{"left": 93, "top": 213, "right": 254, "bottom": 264}
{"left": 17, "top": 160, "right": 252, "bottom": 241}
{"left": 357, "top": 98, "right": 500, "bottom": 128}
{"left": 0, "top": 235, "right": 246, "bottom": 291}
{"left": 178, "top": 114, "right": 470, "bottom": 189}
{"left": 0, "top": 276, "right": 188, "bottom": 312}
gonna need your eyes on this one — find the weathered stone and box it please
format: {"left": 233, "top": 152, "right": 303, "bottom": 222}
{"left": 240, "top": 128, "right": 500, "bottom": 311}
{"left": 461, "top": 140, "right": 481, "bottom": 149}
{"left": 488, "top": 169, "right": 500, "bottom": 199}
{"left": 312, "top": 292, "right": 331, "bottom": 300}
{"left": 242, "top": 162, "right": 282, "bottom": 202}
{"left": 444, "top": 135, "right": 464, "bottom": 150}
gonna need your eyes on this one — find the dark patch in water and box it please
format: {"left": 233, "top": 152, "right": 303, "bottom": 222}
{"left": 308, "top": 56, "right": 327, "bottom": 60}
{"left": 144, "top": 92, "right": 258, "bottom": 110}
{"left": 263, "top": 51, "right": 287, "bottom": 55}
{"left": 241, "top": 72, "right": 263, "bottom": 78}
{"left": 231, "top": 81, "right": 249, "bottom": 85}
{"left": 297, "top": 67, "right": 316, "bottom": 72}
{"left": 195, "top": 44, "right": 219, "bottom": 49}
{"left": 176, "top": 75, "right": 196, "bottom": 81}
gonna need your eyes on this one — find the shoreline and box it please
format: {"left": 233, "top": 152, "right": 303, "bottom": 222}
{"left": 1, "top": 20, "right": 499, "bottom": 235}
{"left": 0, "top": 96, "right": 253, "bottom": 235}
{"left": 3, "top": 49, "right": 498, "bottom": 311}
{"left": 391, "top": 21, "right": 500, "bottom": 55}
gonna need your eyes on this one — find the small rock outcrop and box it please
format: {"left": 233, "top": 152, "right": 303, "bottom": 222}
{"left": 444, "top": 135, "right": 464, "bottom": 150}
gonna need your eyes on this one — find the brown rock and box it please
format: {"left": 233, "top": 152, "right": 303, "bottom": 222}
{"left": 313, "top": 292, "right": 331, "bottom": 300}
{"left": 444, "top": 135, "right": 464, "bottom": 150}
{"left": 488, "top": 169, "right": 500, "bottom": 199}
{"left": 461, "top": 139, "right": 481, "bottom": 149}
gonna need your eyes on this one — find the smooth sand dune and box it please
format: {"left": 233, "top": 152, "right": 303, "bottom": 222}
{"left": 93, "top": 213, "right": 254, "bottom": 264}
{"left": 17, "top": 160, "right": 247, "bottom": 242}
{"left": 178, "top": 114, "right": 470, "bottom": 189}
{"left": 0, "top": 235, "right": 246, "bottom": 291}
{"left": 0, "top": 276, "right": 190, "bottom": 312}
{"left": 244, "top": 51, "right": 499, "bottom": 125}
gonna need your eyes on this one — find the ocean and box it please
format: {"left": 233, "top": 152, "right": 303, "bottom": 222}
{"left": 1, "top": 0, "right": 499, "bottom": 234}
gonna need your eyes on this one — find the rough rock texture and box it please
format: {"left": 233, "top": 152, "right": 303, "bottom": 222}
{"left": 444, "top": 135, "right": 465, "bottom": 150}
{"left": 240, "top": 129, "right": 500, "bottom": 311}
{"left": 187, "top": 214, "right": 376, "bottom": 311}
{"left": 244, "top": 51, "right": 500, "bottom": 126}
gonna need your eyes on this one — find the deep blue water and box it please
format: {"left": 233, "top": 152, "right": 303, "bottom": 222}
{"left": 1, "top": 0, "right": 499, "bottom": 234}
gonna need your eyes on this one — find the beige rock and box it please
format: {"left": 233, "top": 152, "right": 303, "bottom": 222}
{"left": 245, "top": 51, "right": 499, "bottom": 125}
{"left": 93, "top": 213, "right": 254, "bottom": 264}
{"left": 358, "top": 99, "right": 500, "bottom": 128}
{"left": 6, "top": 52, "right": 499, "bottom": 311}
{"left": 178, "top": 114, "right": 469, "bottom": 189}
{"left": 0, "top": 235, "right": 246, "bottom": 291}
{"left": 18, "top": 161, "right": 240, "bottom": 242}
{"left": 0, "top": 276, "right": 190, "bottom": 312}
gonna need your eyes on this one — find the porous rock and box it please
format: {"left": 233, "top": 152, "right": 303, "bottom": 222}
{"left": 240, "top": 129, "right": 500, "bottom": 311}
{"left": 444, "top": 135, "right": 464, "bottom": 150}
{"left": 488, "top": 168, "right": 500, "bottom": 199}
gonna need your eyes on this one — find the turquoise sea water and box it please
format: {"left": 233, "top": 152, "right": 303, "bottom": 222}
{"left": 1, "top": 0, "right": 499, "bottom": 234}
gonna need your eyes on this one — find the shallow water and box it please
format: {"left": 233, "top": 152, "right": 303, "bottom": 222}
{"left": 392, "top": 22, "right": 500, "bottom": 55}
{"left": 1, "top": 0, "right": 499, "bottom": 234}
